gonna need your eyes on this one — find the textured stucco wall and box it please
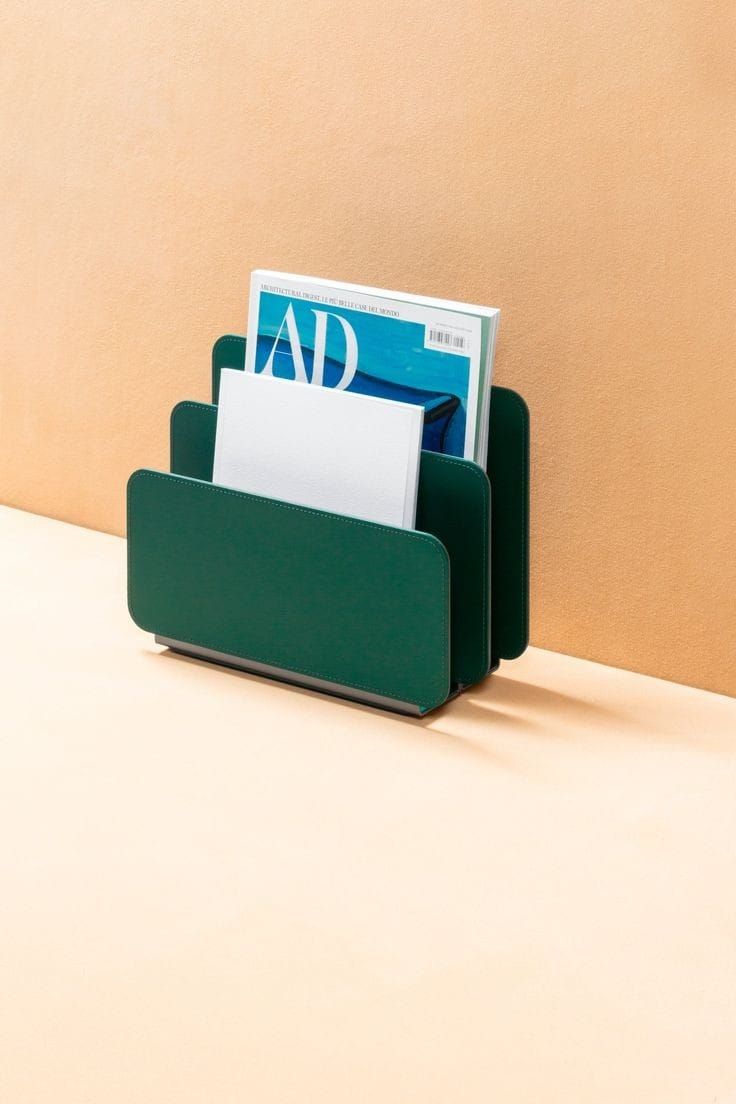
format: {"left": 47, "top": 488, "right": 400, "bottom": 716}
{"left": 1, "top": 1, "right": 735, "bottom": 695}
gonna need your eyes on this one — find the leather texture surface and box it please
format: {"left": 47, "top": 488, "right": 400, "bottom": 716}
{"left": 127, "top": 469, "right": 451, "bottom": 714}
{"left": 170, "top": 400, "right": 491, "bottom": 690}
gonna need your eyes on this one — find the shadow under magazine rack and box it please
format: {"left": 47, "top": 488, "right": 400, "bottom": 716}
{"left": 127, "top": 335, "right": 529, "bottom": 715}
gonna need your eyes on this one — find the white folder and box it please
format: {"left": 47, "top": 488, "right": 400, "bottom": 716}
{"left": 213, "top": 369, "right": 423, "bottom": 528}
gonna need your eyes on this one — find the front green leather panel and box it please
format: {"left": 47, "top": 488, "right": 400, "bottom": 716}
{"left": 128, "top": 469, "right": 451, "bottom": 713}
{"left": 170, "top": 401, "right": 490, "bottom": 690}
{"left": 416, "top": 453, "right": 490, "bottom": 687}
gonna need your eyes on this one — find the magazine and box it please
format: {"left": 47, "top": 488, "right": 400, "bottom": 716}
{"left": 245, "top": 271, "right": 499, "bottom": 465}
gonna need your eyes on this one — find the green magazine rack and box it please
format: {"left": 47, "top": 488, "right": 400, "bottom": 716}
{"left": 127, "top": 335, "right": 529, "bottom": 715}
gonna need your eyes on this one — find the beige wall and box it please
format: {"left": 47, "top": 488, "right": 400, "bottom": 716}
{"left": 1, "top": 1, "right": 734, "bottom": 696}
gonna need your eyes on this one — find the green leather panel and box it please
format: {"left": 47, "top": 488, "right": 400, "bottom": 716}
{"left": 486, "top": 387, "right": 529, "bottom": 659}
{"left": 171, "top": 401, "right": 216, "bottom": 481}
{"left": 170, "top": 401, "right": 490, "bottom": 689}
{"left": 416, "top": 453, "right": 490, "bottom": 687}
{"left": 127, "top": 469, "right": 451, "bottom": 713}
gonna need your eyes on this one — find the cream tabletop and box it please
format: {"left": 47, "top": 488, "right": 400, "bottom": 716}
{"left": 1, "top": 504, "right": 735, "bottom": 1103}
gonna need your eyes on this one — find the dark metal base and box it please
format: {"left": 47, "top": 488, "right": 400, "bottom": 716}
{"left": 155, "top": 636, "right": 428, "bottom": 716}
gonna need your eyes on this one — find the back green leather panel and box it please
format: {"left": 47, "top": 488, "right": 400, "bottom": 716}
{"left": 486, "top": 387, "right": 529, "bottom": 659}
{"left": 212, "top": 334, "right": 246, "bottom": 400}
{"left": 128, "top": 469, "right": 451, "bottom": 713}
{"left": 212, "top": 334, "right": 528, "bottom": 664}
{"left": 170, "top": 401, "right": 490, "bottom": 689}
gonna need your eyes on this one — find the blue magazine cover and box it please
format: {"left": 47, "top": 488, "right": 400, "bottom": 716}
{"left": 245, "top": 272, "right": 497, "bottom": 462}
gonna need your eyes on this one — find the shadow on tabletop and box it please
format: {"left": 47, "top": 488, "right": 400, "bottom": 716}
{"left": 146, "top": 647, "right": 735, "bottom": 757}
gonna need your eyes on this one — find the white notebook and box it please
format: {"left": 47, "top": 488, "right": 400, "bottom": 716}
{"left": 213, "top": 369, "right": 423, "bottom": 528}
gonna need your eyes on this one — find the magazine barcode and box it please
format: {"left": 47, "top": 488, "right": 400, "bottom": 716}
{"left": 429, "top": 329, "right": 467, "bottom": 351}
